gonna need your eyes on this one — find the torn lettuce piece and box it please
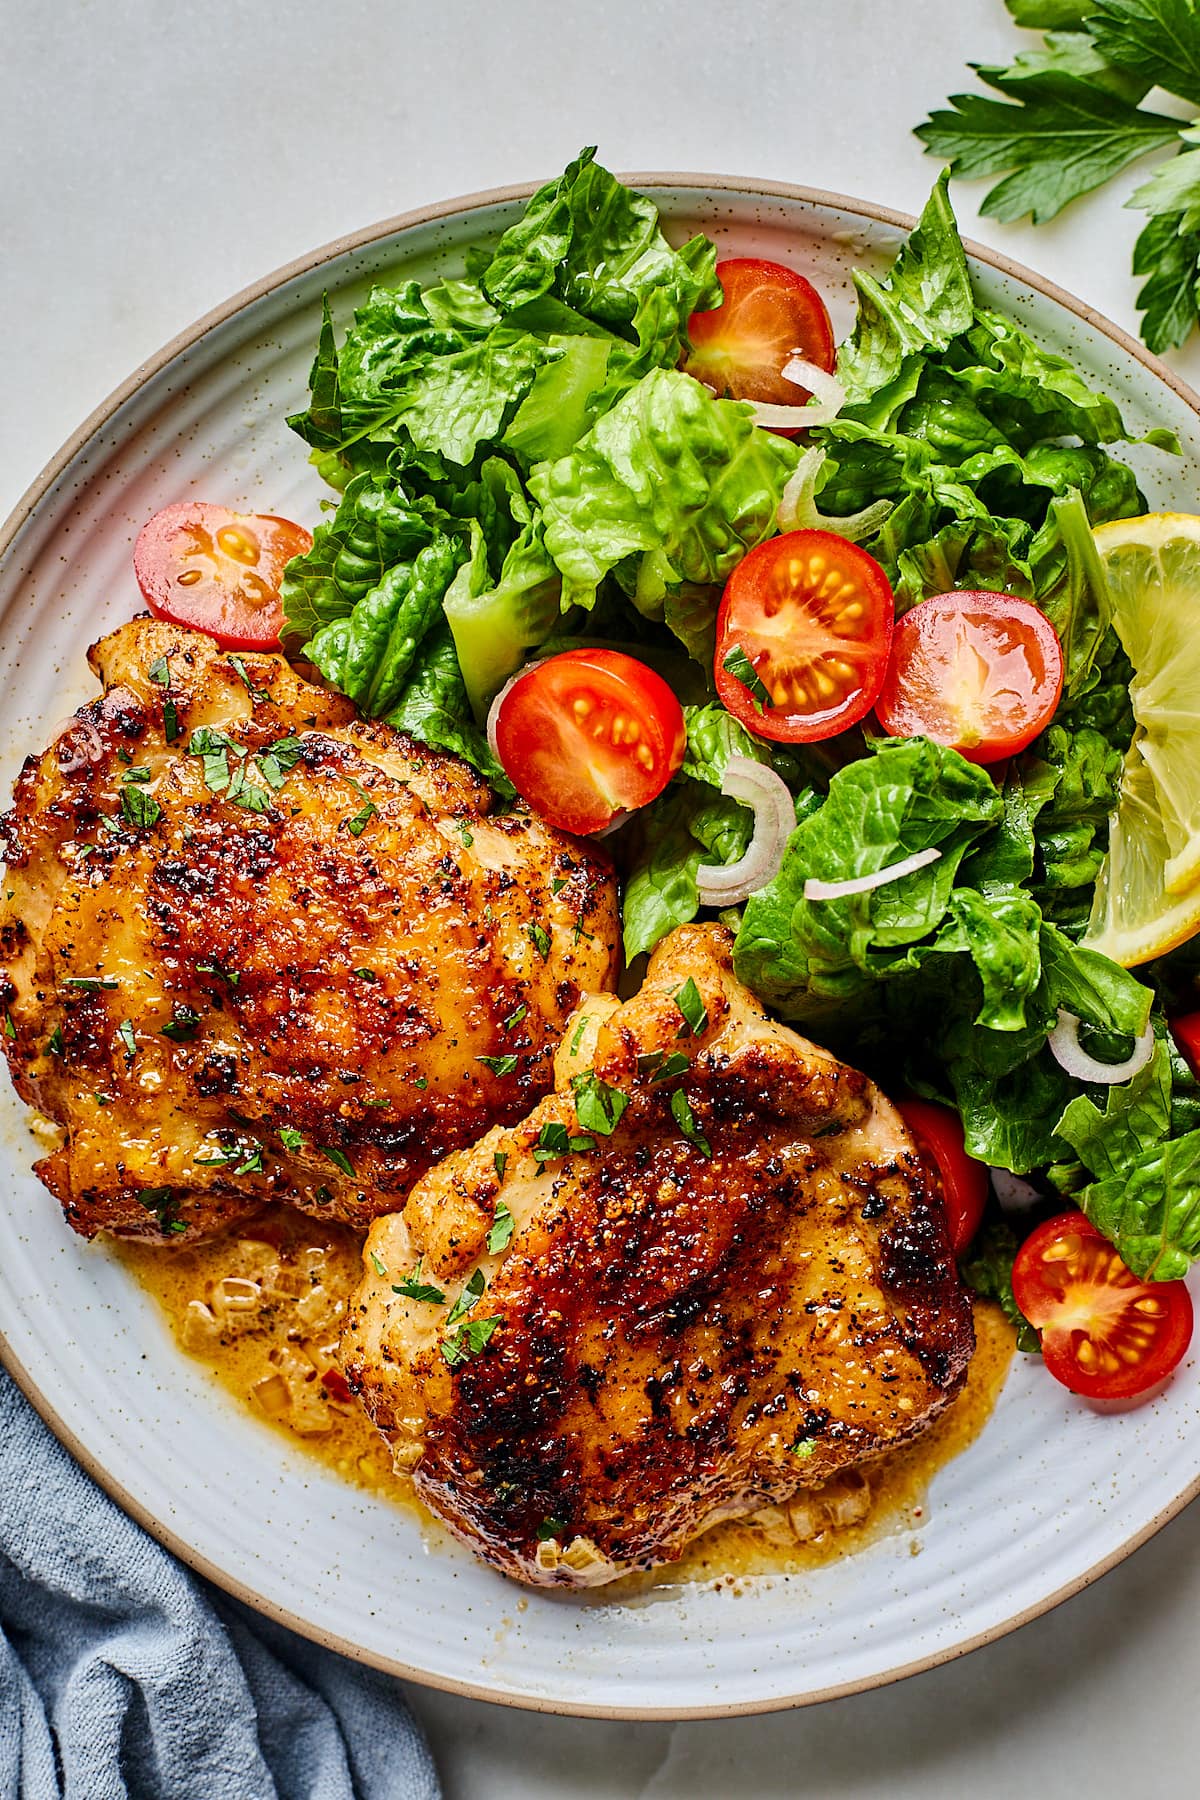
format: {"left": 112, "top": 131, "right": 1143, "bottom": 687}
{"left": 482, "top": 147, "right": 720, "bottom": 363}
{"left": 442, "top": 512, "right": 561, "bottom": 719}
{"left": 306, "top": 533, "right": 463, "bottom": 717}
{"left": 529, "top": 368, "right": 798, "bottom": 610}
{"left": 280, "top": 474, "right": 450, "bottom": 643}
{"left": 386, "top": 621, "right": 513, "bottom": 795}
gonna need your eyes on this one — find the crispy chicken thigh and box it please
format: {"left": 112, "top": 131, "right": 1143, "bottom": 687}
{"left": 0, "top": 619, "right": 618, "bottom": 1240}
{"left": 342, "top": 923, "right": 975, "bottom": 1587}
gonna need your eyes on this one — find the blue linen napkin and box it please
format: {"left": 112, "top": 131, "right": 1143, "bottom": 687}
{"left": 0, "top": 1369, "right": 441, "bottom": 1800}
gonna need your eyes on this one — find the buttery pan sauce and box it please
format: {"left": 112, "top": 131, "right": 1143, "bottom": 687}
{"left": 118, "top": 1209, "right": 1014, "bottom": 1588}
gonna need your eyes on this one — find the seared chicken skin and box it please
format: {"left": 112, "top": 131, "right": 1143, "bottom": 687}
{"left": 0, "top": 619, "right": 618, "bottom": 1240}
{"left": 342, "top": 923, "right": 975, "bottom": 1587}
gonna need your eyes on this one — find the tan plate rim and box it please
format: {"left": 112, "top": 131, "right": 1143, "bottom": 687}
{"left": 2, "top": 170, "right": 1199, "bottom": 1722}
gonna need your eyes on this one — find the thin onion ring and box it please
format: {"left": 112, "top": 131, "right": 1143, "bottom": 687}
{"left": 696, "top": 756, "right": 795, "bottom": 907}
{"left": 1045, "top": 1009, "right": 1155, "bottom": 1086}
{"left": 748, "top": 360, "right": 846, "bottom": 431}
{"left": 803, "top": 847, "right": 942, "bottom": 902}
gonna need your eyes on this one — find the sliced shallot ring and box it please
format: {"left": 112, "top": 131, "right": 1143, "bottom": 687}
{"left": 989, "top": 1168, "right": 1042, "bottom": 1212}
{"left": 696, "top": 756, "right": 795, "bottom": 907}
{"left": 1045, "top": 1009, "right": 1155, "bottom": 1085}
{"left": 803, "top": 847, "right": 942, "bottom": 902}
{"left": 776, "top": 447, "right": 893, "bottom": 543}
{"left": 747, "top": 360, "right": 846, "bottom": 430}
{"left": 55, "top": 718, "right": 105, "bottom": 775}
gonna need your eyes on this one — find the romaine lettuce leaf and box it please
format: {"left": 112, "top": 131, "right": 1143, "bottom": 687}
{"left": 622, "top": 779, "right": 755, "bottom": 961}
{"left": 386, "top": 621, "right": 513, "bottom": 795}
{"left": 442, "top": 511, "right": 560, "bottom": 718}
{"left": 837, "top": 173, "right": 976, "bottom": 405}
{"left": 306, "top": 533, "right": 463, "bottom": 717}
{"left": 482, "top": 147, "right": 720, "bottom": 363}
{"left": 279, "top": 474, "right": 449, "bottom": 642}
{"left": 733, "top": 738, "right": 1003, "bottom": 1018}
{"left": 529, "top": 368, "right": 798, "bottom": 610}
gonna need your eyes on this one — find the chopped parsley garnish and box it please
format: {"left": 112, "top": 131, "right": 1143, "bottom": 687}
{"left": 412, "top": 1075, "right": 428, "bottom": 1090}
{"left": 650, "top": 1051, "right": 691, "bottom": 1084}
{"left": 257, "top": 735, "right": 303, "bottom": 789}
{"left": 147, "top": 656, "right": 170, "bottom": 686}
{"left": 314, "top": 1184, "right": 333, "bottom": 1204}
{"left": 477, "top": 1053, "right": 519, "bottom": 1077}
{"left": 46, "top": 1025, "right": 64, "bottom": 1056}
{"left": 120, "top": 785, "right": 161, "bottom": 829}
{"left": 369, "top": 1250, "right": 388, "bottom": 1278}
{"left": 196, "top": 959, "right": 239, "bottom": 987}
{"left": 487, "top": 1201, "right": 516, "bottom": 1254}
{"left": 493, "top": 1150, "right": 508, "bottom": 1181}
{"left": 278, "top": 1126, "right": 305, "bottom": 1151}
{"left": 117, "top": 746, "right": 133, "bottom": 765}
{"left": 440, "top": 1315, "right": 500, "bottom": 1367}
{"left": 674, "top": 978, "right": 708, "bottom": 1038}
{"left": 550, "top": 877, "right": 568, "bottom": 895}
{"left": 160, "top": 1005, "right": 201, "bottom": 1043}
{"left": 445, "top": 1267, "right": 487, "bottom": 1329}
{"left": 188, "top": 726, "right": 236, "bottom": 792}
{"left": 196, "top": 1140, "right": 265, "bottom": 1175}
{"left": 2, "top": 1013, "right": 14, "bottom": 1041}
{"left": 533, "top": 1120, "right": 596, "bottom": 1164}
{"left": 571, "top": 1070, "right": 629, "bottom": 1137}
{"left": 504, "top": 1004, "right": 527, "bottom": 1031}
{"left": 670, "top": 1087, "right": 712, "bottom": 1159}
{"left": 63, "top": 976, "right": 119, "bottom": 991}
{"left": 791, "top": 1437, "right": 817, "bottom": 1460}
{"left": 225, "top": 762, "right": 272, "bottom": 813}
{"left": 456, "top": 823, "right": 474, "bottom": 848}
{"left": 569, "top": 1015, "right": 590, "bottom": 1056}
{"left": 352, "top": 967, "right": 378, "bottom": 982}
{"left": 116, "top": 1018, "right": 137, "bottom": 1062}
{"left": 346, "top": 800, "right": 377, "bottom": 837}
{"left": 536, "top": 1517, "right": 566, "bottom": 1542}
{"left": 527, "top": 921, "right": 551, "bottom": 961}
{"left": 319, "top": 1145, "right": 355, "bottom": 1177}
{"left": 229, "top": 654, "right": 270, "bottom": 704}
{"left": 392, "top": 1258, "right": 447, "bottom": 1305}
{"left": 121, "top": 765, "right": 152, "bottom": 783}
{"left": 138, "top": 1185, "right": 186, "bottom": 1235}
{"left": 163, "top": 699, "right": 180, "bottom": 743}
{"left": 722, "top": 643, "right": 772, "bottom": 712}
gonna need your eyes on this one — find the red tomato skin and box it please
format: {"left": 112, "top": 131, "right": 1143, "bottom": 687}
{"left": 897, "top": 1098, "right": 988, "bottom": 1256}
{"left": 714, "top": 530, "right": 895, "bottom": 744}
{"left": 874, "top": 590, "right": 1064, "bottom": 766}
{"left": 494, "top": 650, "right": 686, "bottom": 836}
{"left": 134, "top": 502, "right": 312, "bottom": 650}
{"left": 683, "top": 258, "right": 835, "bottom": 413}
{"left": 1171, "top": 1011, "right": 1200, "bottom": 1079}
{"left": 1012, "top": 1211, "right": 1194, "bottom": 1401}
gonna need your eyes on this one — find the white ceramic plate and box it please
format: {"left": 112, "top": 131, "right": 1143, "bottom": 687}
{"left": 3, "top": 177, "right": 1200, "bottom": 1720}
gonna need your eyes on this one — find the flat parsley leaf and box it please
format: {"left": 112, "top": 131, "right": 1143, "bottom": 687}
{"left": 721, "top": 643, "right": 772, "bottom": 713}
{"left": 571, "top": 1070, "right": 629, "bottom": 1136}
{"left": 670, "top": 1086, "right": 712, "bottom": 1158}
{"left": 486, "top": 1201, "right": 516, "bottom": 1253}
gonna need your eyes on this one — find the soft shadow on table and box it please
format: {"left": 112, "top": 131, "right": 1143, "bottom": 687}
{"left": 408, "top": 1496, "right": 1200, "bottom": 1799}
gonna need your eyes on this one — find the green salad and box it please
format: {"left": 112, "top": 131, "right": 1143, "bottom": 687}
{"left": 277, "top": 149, "right": 1200, "bottom": 1363}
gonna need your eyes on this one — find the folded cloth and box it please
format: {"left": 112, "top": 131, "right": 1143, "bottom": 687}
{"left": 0, "top": 1370, "right": 441, "bottom": 1800}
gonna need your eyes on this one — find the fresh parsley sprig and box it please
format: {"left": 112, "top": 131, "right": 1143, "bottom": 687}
{"left": 916, "top": 0, "right": 1200, "bottom": 351}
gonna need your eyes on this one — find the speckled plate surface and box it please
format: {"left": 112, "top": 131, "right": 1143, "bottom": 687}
{"left": 1, "top": 177, "right": 1199, "bottom": 1719}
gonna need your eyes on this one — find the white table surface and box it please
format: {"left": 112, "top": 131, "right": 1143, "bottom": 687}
{"left": 4, "top": 1, "right": 1200, "bottom": 1793}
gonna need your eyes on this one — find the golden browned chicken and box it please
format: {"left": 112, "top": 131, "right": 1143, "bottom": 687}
{"left": 342, "top": 923, "right": 975, "bottom": 1587}
{"left": 0, "top": 619, "right": 618, "bottom": 1241}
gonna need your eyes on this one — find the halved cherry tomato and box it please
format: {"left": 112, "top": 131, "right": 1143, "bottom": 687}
{"left": 1012, "top": 1211, "right": 1193, "bottom": 1400}
{"left": 133, "top": 502, "right": 312, "bottom": 650}
{"left": 1171, "top": 1011, "right": 1200, "bottom": 1078}
{"left": 714, "top": 529, "right": 895, "bottom": 743}
{"left": 683, "top": 258, "right": 835, "bottom": 409}
{"left": 493, "top": 650, "right": 686, "bottom": 835}
{"left": 874, "top": 591, "right": 1064, "bottom": 766}
{"left": 897, "top": 1098, "right": 987, "bottom": 1256}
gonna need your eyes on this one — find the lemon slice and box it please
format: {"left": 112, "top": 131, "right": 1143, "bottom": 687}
{"left": 1084, "top": 730, "right": 1200, "bottom": 967}
{"left": 1082, "top": 513, "right": 1200, "bottom": 966}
